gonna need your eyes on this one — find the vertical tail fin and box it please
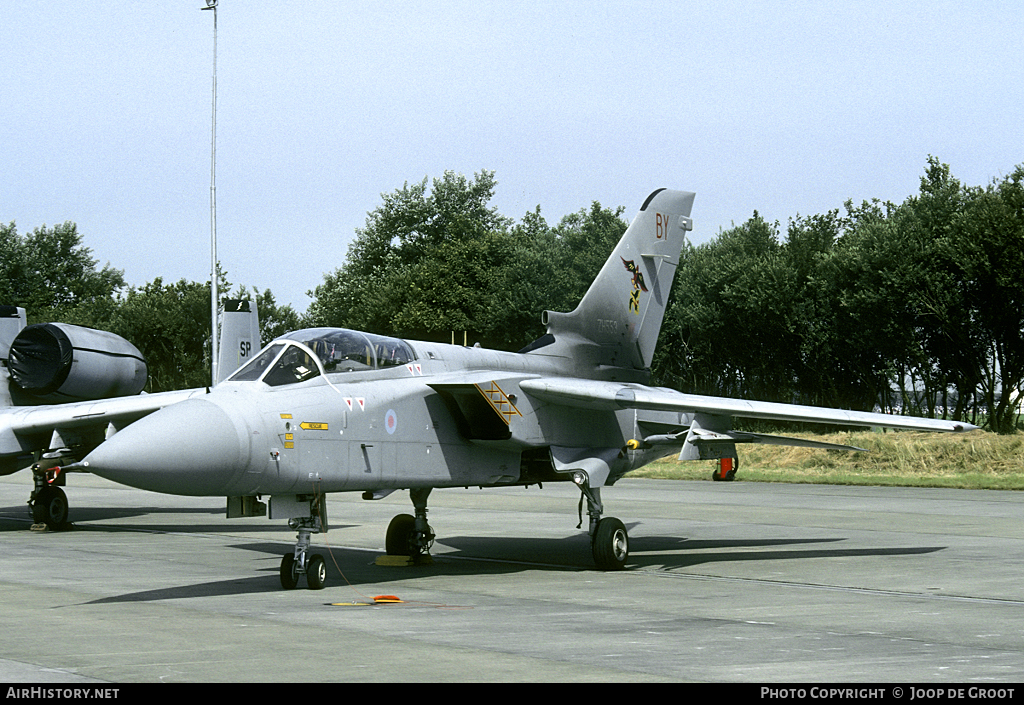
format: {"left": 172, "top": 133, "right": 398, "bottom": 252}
{"left": 537, "top": 189, "right": 694, "bottom": 372}
{"left": 0, "top": 307, "right": 27, "bottom": 408}
{"left": 216, "top": 299, "right": 261, "bottom": 384}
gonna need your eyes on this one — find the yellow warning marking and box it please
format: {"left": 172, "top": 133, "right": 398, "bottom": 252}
{"left": 475, "top": 381, "right": 522, "bottom": 426}
{"left": 284, "top": 442, "right": 294, "bottom": 449}
{"left": 300, "top": 422, "right": 328, "bottom": 431}
{"left": 280, "top": 413, "right": 293, "bottom": 419}
{"left": 285, "top": 433, "right": 293, "bottom": 440}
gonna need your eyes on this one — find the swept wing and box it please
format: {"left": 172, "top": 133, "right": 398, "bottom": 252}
{"left": 519, "top": 378, "right": 975, "bottom": 433}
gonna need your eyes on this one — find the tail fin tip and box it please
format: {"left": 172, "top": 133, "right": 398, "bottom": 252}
{"left": 531, "top": 188, "right": 695, "bottom": 372}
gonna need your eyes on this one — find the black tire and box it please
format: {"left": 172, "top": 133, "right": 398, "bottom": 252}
{"left": 33, "top": 486, "right": 69, "bottom": 530}
{"left": 31, "top": 499, "right": 46, "bottom": 524}
{"left": 306, "top": 554, "right": 326, "bottom": 590}
{"left": 592, "top": 517, "right": 629, "bottom": 571}
{"left": 385, "top": 514, "right": 416, "bottom": 555}
{"left": 280, "top": 553, "right": 298, "bottom": 590}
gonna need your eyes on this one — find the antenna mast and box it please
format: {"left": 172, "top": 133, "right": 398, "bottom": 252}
{"left": 202, "top": 0, "right": 219, "bottom": 384}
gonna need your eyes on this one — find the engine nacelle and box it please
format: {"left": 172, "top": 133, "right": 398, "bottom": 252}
{"left": 7, "top": 323, "right": 148, "bottom": 403}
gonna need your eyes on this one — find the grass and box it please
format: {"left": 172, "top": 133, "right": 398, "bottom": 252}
{"left": 631, "top": 430, "right": 1024, "bottom": 490}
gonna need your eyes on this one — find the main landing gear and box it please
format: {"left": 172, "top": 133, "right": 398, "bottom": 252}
{"left": 573, "top": 472, "right": 628, "bottom": 571}
{"left": 280, "top": 494, "right": 328, "bottom": 590}
{"left": 380, "top": 484, "right": 629, "bottom": 571}
{"left": 385, "top": 488, "right": 435, "bottom": 561}
{"left": 29, "top": 461, "right": 70, "bottom": 530}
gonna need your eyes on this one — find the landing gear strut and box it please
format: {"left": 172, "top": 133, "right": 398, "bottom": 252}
{"left": 573, "top": 471, "right": 628, "bottom": 571}
{"left": 385, "top": 488, "right": 435, "bottom": 560}
{"left": 280, "top": 494, "right": 328, "bottom": 590}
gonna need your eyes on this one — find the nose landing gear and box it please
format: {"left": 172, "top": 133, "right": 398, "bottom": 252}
{"left": 280, "top": 494, "right": 328, "bottom": 590}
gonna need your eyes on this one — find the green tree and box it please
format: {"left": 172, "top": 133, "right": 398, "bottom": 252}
{"left": 892, "top": 158, "right": 982, "bottom": 419}
{"left": 0, "top": 222, "right": 24, "bottom": 306}
{"left": 483, "top": 206, "right": 559, "bottom": 349}
{"left": 306, "top": 171, "right": 630, "bottom": 351}
{"left": 545, "top": 201, "right": 629, "bottom": 315}
{"left": 781, "top": 210, "right": 842, "bottom": 407}
{"left": 953, "top": 165, "right": 1024, "bottom": 432}
{"left": 306, "top": 170, "right": 512, "bottom": 340}
{"left": 813, "top": 198, "right": 916, "bottom": 412}
{"left": 655, "top": 157, "right": 1022, "bottom": 433}
{"left": 106, "top": 279, "right": 212, "bottom": 392}
{"left": 0, "top": 221, "right": 124, "bottom": 323}
{"left": 655, "top": 213, "right": 803, "bottom": 404}
{"left": 232, "top": 285, "right": 302, "bottom": 345}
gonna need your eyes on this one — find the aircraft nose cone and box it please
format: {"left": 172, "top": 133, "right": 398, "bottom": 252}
{"left": 83, "top": 397, "right": 251, "bottom": 495}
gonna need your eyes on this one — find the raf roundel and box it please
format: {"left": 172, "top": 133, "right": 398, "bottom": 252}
{"left": 385, "top": 409, "right": 397, "bottom": 435}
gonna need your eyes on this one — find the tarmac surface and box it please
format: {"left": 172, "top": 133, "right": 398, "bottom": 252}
{"left": 1, "top": 471, "right": 1023, "bottom": 683}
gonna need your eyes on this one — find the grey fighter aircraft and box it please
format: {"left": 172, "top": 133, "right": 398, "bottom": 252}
{"left": 75, "top": 189, "right": 976, "bottom": 589}
{"left": 0, "top": 301, "right": 259, "bottom": 527}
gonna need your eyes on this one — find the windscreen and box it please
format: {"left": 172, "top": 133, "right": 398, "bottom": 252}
{"left": 228, "top": 343, "right": 285, "bottom": 382}
{"left": 262, "top": 344, "right": 321, "bottom": 387}
{"left": 279, "top": 328, "right": 416, "bottom": 373}
{"left": 227, "top": 328, "right": 417, "bottom": 387}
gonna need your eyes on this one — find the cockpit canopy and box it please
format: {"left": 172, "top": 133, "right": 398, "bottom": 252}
{"left": 227, "top": 327, "right": 416, "bottom": 387}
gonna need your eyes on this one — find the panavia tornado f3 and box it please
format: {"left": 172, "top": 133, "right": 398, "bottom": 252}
{"left": 75, "top": 189, "right": 976, "bottom": 589}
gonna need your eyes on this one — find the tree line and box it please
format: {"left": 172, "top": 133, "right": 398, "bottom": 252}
{"left": 4, "top": 159, "right": 1021, "bottom": 432}
{"left": 656, "top": 157, "right": 1023, "bottom": 434}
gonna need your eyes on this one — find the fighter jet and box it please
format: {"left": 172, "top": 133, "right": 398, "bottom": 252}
{"left": 76, "top": 189, "right": 976, "bottom": 589}
{"left": 0, "top": 300, "right": 259, "bottom": 527}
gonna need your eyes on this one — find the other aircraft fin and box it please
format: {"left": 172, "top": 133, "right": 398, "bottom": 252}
{"left": 528, "top": 189, "right": 695, "bottom": 373}
{"left": 217, "top": 299, "right": 261, "bottom": 384}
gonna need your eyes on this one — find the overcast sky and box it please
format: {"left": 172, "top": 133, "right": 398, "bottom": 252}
{"left": 5, "top": 1, "right": 1022, "bottom": 314}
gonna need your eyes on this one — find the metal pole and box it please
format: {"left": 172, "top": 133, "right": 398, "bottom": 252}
{"left": 202, "top": 0, "right": 219, "bottom": 385}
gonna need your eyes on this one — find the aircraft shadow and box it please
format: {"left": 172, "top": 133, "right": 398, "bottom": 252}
{"left": 83, "top": 542, "right": 566, "bottom": 605}
{"left": 78, "top": 533, "right": 947, "bottom": 605}
{"left": 437, "top": 533, "right": 945, "bottom": 572}
{"left": 83, "top": 574, "right": 282, "bottom": 603}
{"left": 627, "top": 537, "right": 946, "bottom": 570}
{"left": 0, "top": 504, "right": 359, "bottom": 535}
{"left": 60, "top": 520, "right": 350, "bottom": 535}
{"left": 64, "top": 506, "right": 224, "bottom": 522}
{"left": 0, "top": 503, "right": 223, "bottom": 529}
